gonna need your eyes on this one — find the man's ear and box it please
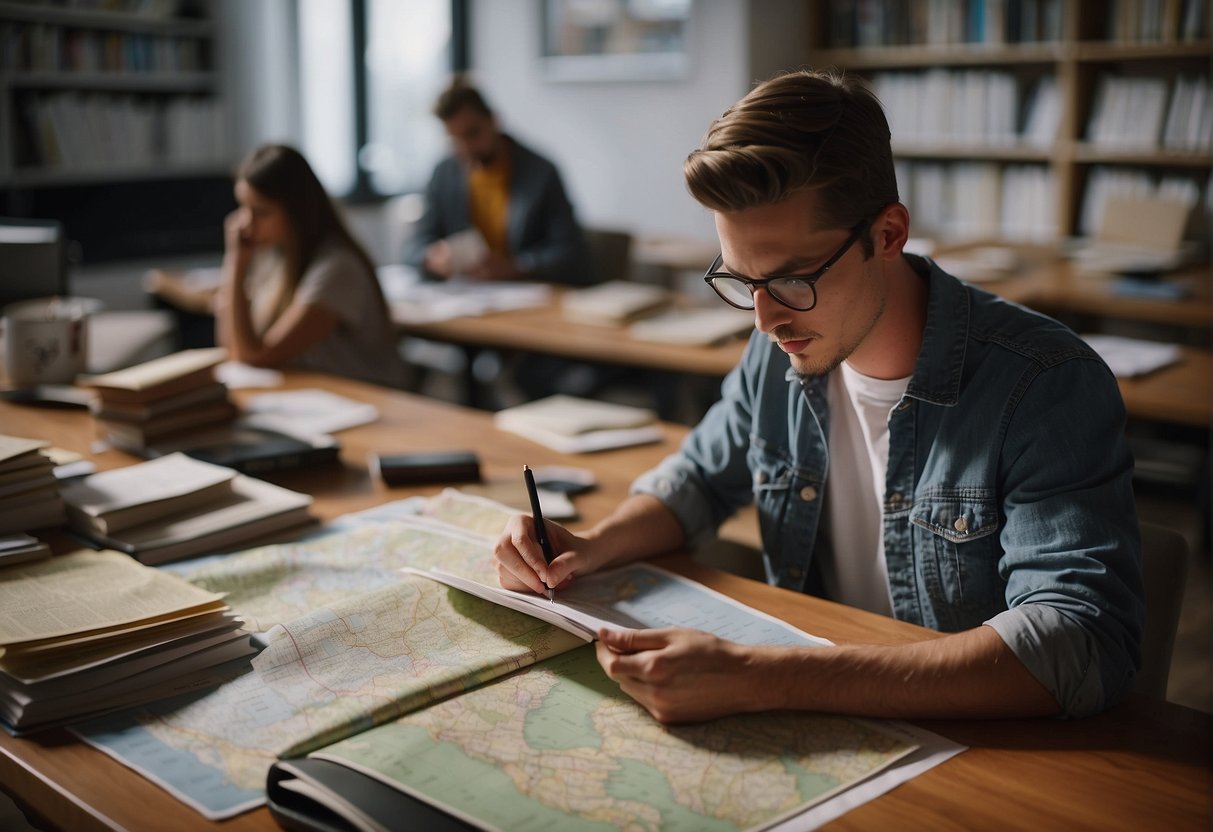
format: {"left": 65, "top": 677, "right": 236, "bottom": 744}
{"left": 873, "top": 203, "right": 911, "bottom": 261}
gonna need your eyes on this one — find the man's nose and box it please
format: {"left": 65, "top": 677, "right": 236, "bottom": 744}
{"left": 753, "top": 286, "right": 791, "bottom": 333}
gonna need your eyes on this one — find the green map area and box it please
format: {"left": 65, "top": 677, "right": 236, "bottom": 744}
{"left": 316, "top": 647, "right": 918, "bottom": 831}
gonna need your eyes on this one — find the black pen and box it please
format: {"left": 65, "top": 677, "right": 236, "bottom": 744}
{"left": 522, "top": 464, "right": 556, "bottom": 602}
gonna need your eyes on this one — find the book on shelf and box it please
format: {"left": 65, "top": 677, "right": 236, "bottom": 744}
{"left": 559, "top": 280, "right": 671, "bottom": 324}
{"left": 494, "top": 394, "right": 664, "bottom": 454}
{"left": 0, "top": 549, "right": 253, "bottom": 734}
{"left": 60, "top": 452, "right": 237, "bottom": 537}
{"left": 67, "top": 494, "right": 960, "bottom": 825}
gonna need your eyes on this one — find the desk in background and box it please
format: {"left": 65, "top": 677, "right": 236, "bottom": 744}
{"left": 0, "top": 371, "right": 1209, "bottom": 831}
{"left": 393, "top": 285, "right": 1211, "bottom": 429}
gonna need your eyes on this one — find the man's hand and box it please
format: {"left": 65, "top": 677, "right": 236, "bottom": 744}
{"left": 423, "top": 240, "right": 455, "bottom": 278}
{"left": 493, "top": 514, "right": 600, "bottom": 596}
{"left": 595, "top": 627, "right": 764, "bottom": 723}
{"left": 465, "top": 251, "right": 520, "bottom": 281}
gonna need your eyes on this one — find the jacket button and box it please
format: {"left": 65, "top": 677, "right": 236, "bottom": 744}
{"left": 799, "top": 485, "right": 818, "bottom": 502}
{"left": 953, "top": 516, "right": 969, "bottom": 533}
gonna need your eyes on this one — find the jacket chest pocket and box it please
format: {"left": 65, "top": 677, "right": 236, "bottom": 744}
{"left": 746, "top": 438, "right": 822, "bottom": 589}
{"left": 909, "top": 490, "right": 1004, "bottom": 630}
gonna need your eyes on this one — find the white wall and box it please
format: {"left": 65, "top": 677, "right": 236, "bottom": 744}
{"left": 470, "top": 0, "right": 754, "bottom": 244}
{"left": 216, "top": 0, "right": 302, "bottom": 162}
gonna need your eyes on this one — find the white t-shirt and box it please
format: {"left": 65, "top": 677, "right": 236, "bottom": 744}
{"left": 821, "top": 361, "right": 910, "bottom": 617}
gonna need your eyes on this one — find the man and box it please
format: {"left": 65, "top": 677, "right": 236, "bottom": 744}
{"left": 405, "top": 76, "right": 591, "bottom": 284}
{"left": 493, "top": 69, "right": 1145, "bottom": 723}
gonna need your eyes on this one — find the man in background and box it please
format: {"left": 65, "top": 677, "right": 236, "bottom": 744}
{"left": 405, "top": 76, "right": 591, "bottom": 284}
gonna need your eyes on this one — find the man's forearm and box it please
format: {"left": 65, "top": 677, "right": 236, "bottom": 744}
{"left": 580, "top": 494, "right": 687, "bottom": 572}
{"left": 754, "top": 625, "right": 1061, "bottom": 719}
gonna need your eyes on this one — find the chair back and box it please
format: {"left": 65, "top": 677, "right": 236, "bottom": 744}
{"left": 0, "top": 217, "right": 67, "bottom": 309}
{"left": 1134, "top": 520, "right": 1189, "bottom": 700}
{"left": 585, "top": 227, "right": 633, "bottom": 284}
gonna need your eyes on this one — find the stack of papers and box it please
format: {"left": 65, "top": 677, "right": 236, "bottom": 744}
{"left": 0, "top": 435, "right": 65, "bottom": 534}
{"left": 390, "top": 280, "right": 552, "bottom": 324}
{"left": 61, "top": 454, "right": 314, "bottom": 565}
{"left": 84, "top": 348, "right": 237, "bottom": 452}
{"left": 560, "top": 280, "right": 671, "bottom": 325}
{"left": 0, "top": 550, "right": 252, "bottom": 734}
{"left": 495, "top": 395, "right": 663, "bottom": 453}
{"left": 1081, "top": 334, "right": 1183, "bottom": 378}
{"left": 0, "top": 534, "right": 51, "bottom": 566}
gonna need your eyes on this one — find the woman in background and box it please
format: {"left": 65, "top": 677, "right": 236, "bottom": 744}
{"left": 214, "top": 144, "right": 411, "bottom": 389}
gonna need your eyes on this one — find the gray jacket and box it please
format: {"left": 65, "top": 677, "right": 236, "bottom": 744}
{"left": 404, "top": 136, "right": 592, "bottom": 284}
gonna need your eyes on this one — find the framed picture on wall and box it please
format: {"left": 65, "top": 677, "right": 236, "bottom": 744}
{"left": 540, "top": 0, "right": 692, "bottom": 82}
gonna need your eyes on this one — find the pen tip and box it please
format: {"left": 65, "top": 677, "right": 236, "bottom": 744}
{"left": 547, "top": 589, "right": 555, "bottom": 603}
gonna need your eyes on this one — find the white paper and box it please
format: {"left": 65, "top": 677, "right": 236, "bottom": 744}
{"left": 1082, "top": 334, "right": 1182, "bottom": 378}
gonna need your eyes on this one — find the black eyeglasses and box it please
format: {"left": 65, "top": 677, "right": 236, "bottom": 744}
{"left": 703, "top": 220, "right": 870, "bottom": 312}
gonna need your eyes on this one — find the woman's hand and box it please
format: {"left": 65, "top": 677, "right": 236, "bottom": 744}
{"left": 223, "top": 208, "right": 255, "bottom": 273}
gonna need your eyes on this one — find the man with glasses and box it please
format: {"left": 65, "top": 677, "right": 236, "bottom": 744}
{"left": 494, "top": 70, "right": 1144, "bottom": 722}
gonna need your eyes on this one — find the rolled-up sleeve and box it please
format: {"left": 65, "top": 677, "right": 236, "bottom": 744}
{"left": 993, "top": 355, "right": 1145, "bottom": 717}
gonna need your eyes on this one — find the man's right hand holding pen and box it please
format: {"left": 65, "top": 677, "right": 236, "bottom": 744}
{"left": 492, "top": 493, "right": 687, "bottom": 598}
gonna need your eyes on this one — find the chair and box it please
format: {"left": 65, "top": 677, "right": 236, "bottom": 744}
{"left": 0, "top": 216, "right": 67, "bottom": 308}
{"left": 1134, "top": 520, "right": 1189, "bottom": 700}
{"left": 584, "top": 227, "right": 633, "bottom": 284}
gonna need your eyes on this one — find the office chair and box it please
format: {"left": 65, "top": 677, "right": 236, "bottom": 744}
{"left": 1134, "top": 520, "right": 1190, "bottom": 701}
{"left": 0, "top": 216, "right": 68, "bottom": 309}
{"left": 584, "top": 227, "right": 633, "bottom": 284}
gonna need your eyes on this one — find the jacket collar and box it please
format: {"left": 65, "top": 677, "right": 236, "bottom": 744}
{"left": 904, "top": 255, "right": 968, "bottom": 407}
{"left": 788, "top": 254, "right": 969, "bottom": 407}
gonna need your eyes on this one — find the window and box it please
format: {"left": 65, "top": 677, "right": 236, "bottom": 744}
{"left": 299, "top": 0, "right": 467, "bottom": 198}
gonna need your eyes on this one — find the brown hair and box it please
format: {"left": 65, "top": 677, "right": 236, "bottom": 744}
{"left": 433, "top": 75, "right": 493, "bottom": 121}
{"left": 684, "top": 69, "right": 898, "bottom": 255}
{"left": 236, "top": 144, "right": 388, "bottom": 315}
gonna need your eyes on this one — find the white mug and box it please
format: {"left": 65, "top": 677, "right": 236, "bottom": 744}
{"left": 3, "top": 296, "right": 102, "bottom": 387}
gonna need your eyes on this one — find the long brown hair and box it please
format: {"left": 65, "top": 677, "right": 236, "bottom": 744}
{"left": 236, "top": 144, "right": 389, "bottom": 315}
{"left": 684, "top": 69, "right": 898, "bottom": 256}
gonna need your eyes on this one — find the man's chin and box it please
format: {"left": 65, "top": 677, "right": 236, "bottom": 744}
{"left": 787, "top": 351, "right": 842, "bottom": 380}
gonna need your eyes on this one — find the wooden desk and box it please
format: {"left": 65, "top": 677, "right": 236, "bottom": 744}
{"left": 394, "top": 290, "right": 748, "bottom": 378}
{"left": 394, "top": 288, "right": 1211, "bottom": 428}
{"left": 3, "top": 374, "right": 1208, "bottom": 831}
{"left": 1118, "top": 345, "right": 1212, "bottom": 428}
{"left": 944, "top": 245, "right": 1212, "bottom": 332}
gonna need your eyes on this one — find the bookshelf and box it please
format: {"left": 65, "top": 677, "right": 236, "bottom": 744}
{"left": 807, "top": 0, "right": 1213, "bottom": 248}
{"left": 0, "top": 0, "right": 229, "bottom": 186}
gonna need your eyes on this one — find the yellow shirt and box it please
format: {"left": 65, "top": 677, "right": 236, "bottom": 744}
{"left": 467, "top": 157, "right": 511, "bottom": 256}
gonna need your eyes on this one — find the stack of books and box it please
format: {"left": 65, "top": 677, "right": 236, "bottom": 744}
{"left": 84, "top": 348, "right": 237, "bottom": 452}
{"left": 0, "top": 435, "right": 65, "bottom": 535}
{"left": 0, "top": 550, "right": 253, "bottom": 734}
{"left": 495, "top": 395, "right": 663, "bottom": 454}
{"left": 560, "top": 280, "right": 670, "bottom": 325}
{"left": 60, "top": 453, "right": 315, "bottom": 565}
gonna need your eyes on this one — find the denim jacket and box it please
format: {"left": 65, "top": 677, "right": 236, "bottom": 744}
{"left": 633, "top": 257, "right": 1145, "bottom": 717}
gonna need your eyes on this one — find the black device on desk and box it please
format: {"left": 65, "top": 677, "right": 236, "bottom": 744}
{"left": 369, "top": 450, "right": 481, "bottom": 486}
